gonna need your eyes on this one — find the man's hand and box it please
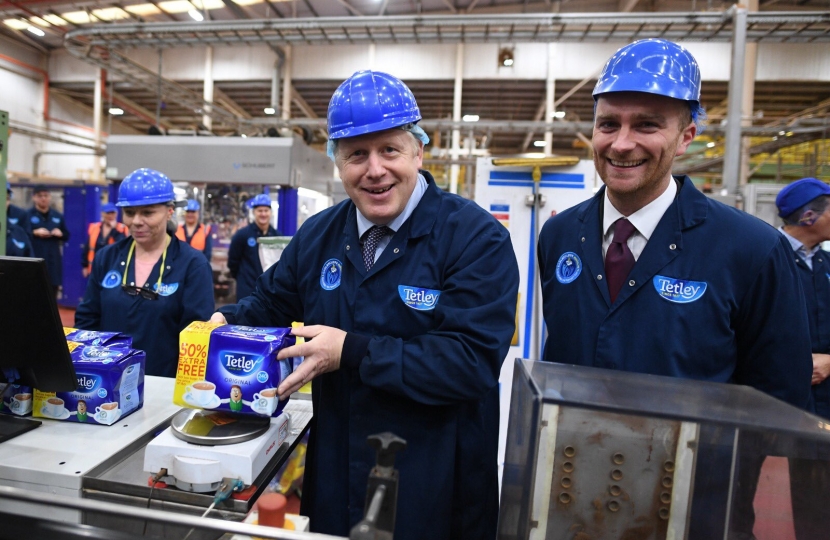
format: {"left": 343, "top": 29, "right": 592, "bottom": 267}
{"left": 209, "top": 312, "right": 227, "bottom": 324}
{"left": 32, "top": 227, "right": 50, "bottom": 238}
{"left": 812, "top": 353, "right": 830, "bottom": 385}
{"left": 276, "top": 325, "right": 346, "bottom": 398}
{"left": 50, "top": 228, "right": 63, "bottom": 238}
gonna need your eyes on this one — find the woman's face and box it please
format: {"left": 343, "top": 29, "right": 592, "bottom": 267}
{"left": 122, "top": 204, "right": 172, "bottom": 248}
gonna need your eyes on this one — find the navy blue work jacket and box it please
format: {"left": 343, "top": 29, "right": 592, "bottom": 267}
{"left": 7, "top": 204, "right": 28, "bottom": 232}
{"left": 219, "top": 172, "right": 519, "bottom": 540}
{"left": 27, "top": 207, "right": 69, "bottom": 287}
{"left": 538, "top": 176, "right": 811, "bottom": 409}
{"left": 6, "top": 221, "right": 33, "bottom": 257}
{"left": 227, "top": 222, "right": 279, "bottom": 301}
{"left": 74, "top": 235, "right": 215, "bottom": 377}
{"left": 791, "top": 246, "right": 830, "bottom": 419}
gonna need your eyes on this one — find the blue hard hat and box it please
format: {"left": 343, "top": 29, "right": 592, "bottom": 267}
{"left": 185, "top": 199, "right": 201, "bottom": 212}
{"left": 776, "top": 178, "right": 830, "bottom": 218}
{"left": 593, "top": 39, "right": 701, "bottom": 104}
{"left": 249, "top": 194, "right": 272, "bottom": 209}
{"left": 116, "top": 168, "right": 175, "bottom": 207}
{"left": 101, "top": 203, "right": 118, "bottom": 213}
{"left": 327, "top": 70, "right": 421, "bottom": 140}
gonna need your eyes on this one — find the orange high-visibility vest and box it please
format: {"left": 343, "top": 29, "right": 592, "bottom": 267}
{"left": 176, "top": 223, "right": 210, "bottom": 250}
{"left": 87, "top": 221, "right": 128, "bottom": 266}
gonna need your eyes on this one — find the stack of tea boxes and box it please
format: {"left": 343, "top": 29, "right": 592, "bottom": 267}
{"left": 0, "top": 328, "right": 145, "bottom": 426}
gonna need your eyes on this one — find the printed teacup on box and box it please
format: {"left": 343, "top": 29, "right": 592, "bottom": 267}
{"left": 33, "top": 341, "right": 146, "bottom": 425}
{"left": 0, "top": 385, "right": 34, "bottom": 417}
{"left": 175, "top": 321, "right": 296, "bottom": 417}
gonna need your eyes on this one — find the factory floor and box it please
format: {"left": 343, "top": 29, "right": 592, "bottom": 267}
{"left": 57, "top": 307, "right": 793, "bottom": 536}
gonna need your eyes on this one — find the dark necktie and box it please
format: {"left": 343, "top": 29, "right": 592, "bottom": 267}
{"left": 362, "top": 226, "right": 392, "bottom": 271}
{"left": 605, "top": 218, "right": 637, "bottom": 303}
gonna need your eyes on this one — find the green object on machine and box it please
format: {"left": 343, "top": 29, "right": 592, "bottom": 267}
{"left": 0, "top": 110, "right": 8, "bottom": 257}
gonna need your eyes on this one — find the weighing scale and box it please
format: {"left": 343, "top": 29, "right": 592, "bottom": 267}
{"left": 143, "top": 409, "right": 291, "bottom": 493}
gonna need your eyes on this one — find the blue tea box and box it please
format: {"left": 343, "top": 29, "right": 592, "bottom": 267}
{"left": 64, "top": 327, "right": 133, "bottom": 349}
{"left": 33, "top": 341, "right": 146, "bottom": 425}
{"left": 175, "top": 322, "right": 295, "bottom": 417}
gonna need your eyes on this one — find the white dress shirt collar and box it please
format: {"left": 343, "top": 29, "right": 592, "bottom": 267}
{"left": 603, "top": 177, "right": 678, "bottom": 240}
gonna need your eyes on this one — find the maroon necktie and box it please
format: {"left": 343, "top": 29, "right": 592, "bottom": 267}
{"left": 605, "top": 218, "right": 637, "bottom": 303}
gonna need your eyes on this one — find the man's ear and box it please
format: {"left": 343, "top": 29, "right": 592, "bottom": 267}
{"left": 799, "top": 210, "right": 819, "bottom": 227}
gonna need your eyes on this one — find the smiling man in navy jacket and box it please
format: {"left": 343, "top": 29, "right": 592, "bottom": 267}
{"left": 212, "top": 70, "right": 519, "bottom": 540}
{"left": 538, "top": 39, "right": 812, "bottom": 539}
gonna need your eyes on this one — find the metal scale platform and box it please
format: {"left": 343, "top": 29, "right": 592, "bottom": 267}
{"left": 143, "top": 409, "right": 291, "bottom": 493}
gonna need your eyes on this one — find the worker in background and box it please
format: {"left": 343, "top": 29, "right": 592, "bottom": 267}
{"left": 537, "top": 39, "right": 811, "bottom": 538}
{"left": 775, "top": 177, "right": 830, "bottom": 540}
{"left": 210, "top": 70, "right": 519, "bottom": 540}
{"left": 6, "top": 184, "right": 28, "bottom": 232}
{"left": 26, "top": 185, "right": 70, "bottom": 299}
{"left": 227, "top": 193, "right": 280, "bottom": 301}
{"left": 5, "top": 185, "right": 33, "bottom": 257}
{"left": 75, "top": 168, "right": 214, "bottom": 377}
{"left": 176, "top": 199, "right": 212, "bottom": 263}
{"left": 82, "top": 202, "right": 128, "bottom": 278}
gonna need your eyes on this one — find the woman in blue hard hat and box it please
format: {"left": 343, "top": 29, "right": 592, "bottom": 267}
{"left": 176, "top": 199, "right": 212, "bottom": 263}
{"left": 75, "top": 168, "right": 215, "bottom": 377}
{"left": 226, "top": 193, "right": 281, "bottom": 301}
{"left": 211, "top": 70, "right": 519, "bottom": 540}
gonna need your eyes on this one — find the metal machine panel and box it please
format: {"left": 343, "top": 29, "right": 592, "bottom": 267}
{"left": 105, "top": 136, "right": 332, "bottom": 194}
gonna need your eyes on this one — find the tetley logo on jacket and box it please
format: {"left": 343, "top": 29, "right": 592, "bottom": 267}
{"left": 653, "top": 275, "right": 707, "bottom": 304}
{"left": 398, "top": 285, "right": 440, "bottom": 311}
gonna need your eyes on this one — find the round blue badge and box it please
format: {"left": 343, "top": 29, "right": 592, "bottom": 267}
{"left": 555, "top": 252, "right": 582, "bottom": 284}
{"left": 247, "top": 237, "right": 257, "bottom": 247}
{"left": 320, "top": 258, "right": 343, "bottom": 290}
{"left": 102, "top": 271, "right": 121, "bottom": 289}
{"left": 257, "top": 371, "right": 269, "bottom": 383}
{"left": 97, "top": 388, "right": 108, "bottom": 398}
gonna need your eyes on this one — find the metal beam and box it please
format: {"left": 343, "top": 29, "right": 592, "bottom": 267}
{"left": 722, "top": 5, "right": 747, "bottom": 195}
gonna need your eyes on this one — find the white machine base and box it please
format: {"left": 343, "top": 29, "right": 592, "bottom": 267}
{"left": 143, "top": 413, "right": 290, "bottom": 492}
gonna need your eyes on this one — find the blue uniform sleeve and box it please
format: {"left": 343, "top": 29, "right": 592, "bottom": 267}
{"left": 733, "top": 235, "right": 812, "bottom": 408}
{"left": 227, "top": 229, "right": 243, "bottom": 278}
{"left": 75, "top": 249, "right": 105, "bottom": 330}
{"left": 59, "top": 214, "right": 70, "bottom": 243}
{"left": 203, "top": 225, "right": 213, "bottom": 263}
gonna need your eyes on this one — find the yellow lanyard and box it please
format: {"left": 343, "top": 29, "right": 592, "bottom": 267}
{"left": 122, "top": 236, "right": 170, "bottom": 292}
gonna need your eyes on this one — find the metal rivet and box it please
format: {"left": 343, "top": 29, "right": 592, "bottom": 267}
{"left": 581, "top": 237, "right": 586, "bottom": 242}
{"left": 166, "top": 266, "right": 170, "bottom": 270}
{"left": 561, "top": 477, "right": 572, "bottom": 488}
{"left": 628, "top": 280, "right": 635, "bottom": 286}
{"left": 612, "top": 453, "right": 625, "bottom": 465}
{"left": 563, "top": 461, "right": 574, "bottom": 473}
{"left": 662, "top": 476, "right": 673, "bottom": 488}
{"left": 660, "top": 492, "right": 671, "bottom": 504}
{"left": 669, "top": 243, "right": 677, "bottom": 250}
{"left": 559, "top": 493, "right": 571, "bottom": 504}
{"left": 121, "top": 261, "right": 125, "bottom": 266}
{"left": 346, "top": 245, "right": 350, "bottom": 250}
{"left": 659, "top": 507, "right": 670, "bottom": 520}
{"left": 611, "top": 469, "right": 623, "bottom": 481}
{"left": 130, "top": 282, "right": 135, "bottom": 286}
{"left": 663, "top": 461, "right": 675, "bottom": 472}
{"left": 609, "top": 485, "right": 622, "bottom": 496}
{"left": 394, "top": 248, "right": 399, "bottom": 253}
{"left": 607, "top": 500, "right": 620, "bottom": 512}
{"left": 597, "top": 275, "right": 603, "bottom": 280}
{"left": 563, "top": 446, "right": 576, "bottom": 458}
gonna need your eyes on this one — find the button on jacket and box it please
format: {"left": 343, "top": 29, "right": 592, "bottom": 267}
{"left": 219, "top": 171, "right": 519, "bottom": 540}
{"left": 75, "top": 235, "right": 215, "bottom": 377}
{"left": 538, "top": 175, "right": 811, "bottom": 409}
{"left": 27, "top": 207, "right": 70, "bottom": 287}
{"left": 227, "top": 222, "right": 279, "bottom": 301}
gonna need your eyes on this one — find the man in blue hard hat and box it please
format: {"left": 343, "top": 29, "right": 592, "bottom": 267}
{"left": 82, "top": 202, "right": 128, "bottom": 278}
{"left": 775, "top": 177, "right": 830, "bottom": 540}
{"left": 212, "top": 70, "right": 519, "bottom": 540}
{"left": 176, "top": 199, "right": 212, "bottom": 263}
{"left": 26, "top": 185, "right": 70, "bottom": 299}
{"left": 538, "top": 39, "right": 811, "bottom": 538}
{"left": 227, "top": 194, "right": 280, "bottom": 301}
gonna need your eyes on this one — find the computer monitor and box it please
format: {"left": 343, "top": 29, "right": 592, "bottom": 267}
{"left": 0, "top": 257, "right": 77, "bottom": 442}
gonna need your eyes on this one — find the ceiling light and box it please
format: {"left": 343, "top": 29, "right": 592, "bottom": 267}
{"left": 42, "top": 14, "right": 67, "bottom": 26}
{"left": 60, "top": 11, "right": 92, "bottom": 24}
{"left": 498, "top": 48, "right": 514, "bottom": 68}
{"left": 706, "top": 141, "right": 716, "bottom": 148}
{"left": 551, "top": 111, "right": 566, "bottom": 119}
{"left": 264, "top": 107, "right": 276, "bottom": 115}
{"left": 533, "top": 140, "right": 546, "bottom": 148}
{"left": 786, "top": 131, "right": 794, "bottom": 137}
{"left": 188, "top": 9, "right": 204, "bottom": 21}
{"left": 3, "top": 19, "right": 28, "bottom": 30}
{"left": 109, "top": 107, "right": 124, "bottom": 115}
{"left": 778, "top": 130, "right": 786, "bottom": 136}
{"left": 28, "top": 16, "right": 51, "bottom": 27}
{"left": 26, "top": 26, "right": 45, "bottom": 37}
{"left": 462, "top": 114, "right": 479, "bottom": 122}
